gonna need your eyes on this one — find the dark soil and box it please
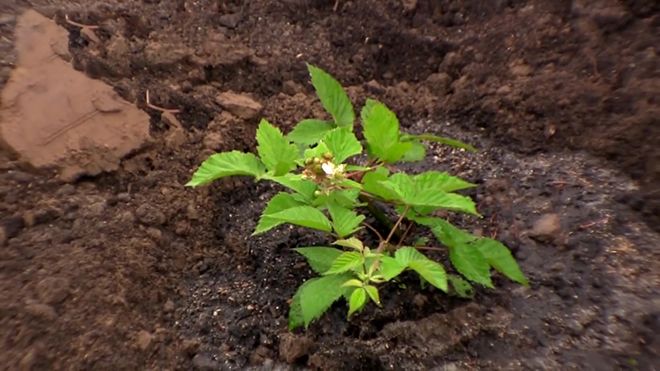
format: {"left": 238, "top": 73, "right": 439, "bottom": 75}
{"left": 1, "top": 0, "right": 658, "bottom": 370}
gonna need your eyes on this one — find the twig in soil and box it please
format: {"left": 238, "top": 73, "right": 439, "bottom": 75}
{"left": 333, "top": 0, "right": 340, "bottom": 12}
{"left": 396, "top": 222, "right": 413, "bottom": 248}
{"left": 145, "top": 90, "right": 181, "bottom": 114}
{"left": 64, "top": 15, "right": 101, "bottom": 44}
{"left": 414, "top": 246, "right": 445, "bottom": 252}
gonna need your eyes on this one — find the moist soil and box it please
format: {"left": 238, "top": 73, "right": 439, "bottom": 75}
{"left": 1, "top": 0, "right": 659, "bottom": 370}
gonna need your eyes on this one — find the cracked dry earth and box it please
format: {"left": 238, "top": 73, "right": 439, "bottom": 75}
{"left": 0, "top": 0, "right": 658, "bottom": 370}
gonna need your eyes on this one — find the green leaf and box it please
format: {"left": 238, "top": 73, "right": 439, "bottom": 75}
{"left": 186, "top": 151, "right": 266, "bottom": 187}
{"left": 413, "top": 171, "right": 476, "bottom": 193}
{"left": 254, "top": 193, "right": 305, "bottom": 235}
{"left": 408, "top": 259, "right": 448, "bottom": 292}
{"left": 322, "top": 127, "right": 363, "bottom": 163}
{"left": 378, "top": 256, "right": 406, "bottom": 280}
{"left": 380, "top": 173, "right": 479, "bottom": 215}
{"left": 264, "top": 173, "right": 317, "bottom": 202}
{"left": 325, "top": 251, "right": 364, "bottom": 275}
{"left": 400, "top": 140, "right": 427, "bottom": 162}
{"left": 328, "top": 202, "right": 365, "bottom": 238}
{"left": 312, "top": 188, "right": 361, "bottom": 208}
{"left": 266, "top": 206, "right": 333, "bottom": 233}
{"left": 333, "top": 237, "right": 364, "bottom": 251}
{"left": 287, "top": 119, "right": 334, "bottom": 146}
{"left": 448, "top": 244, "right": 493, "bottom": 288}
{"left": 303, "top": 141, "right": 331, "bottom": 161}
{"left": 362, "top": 168, "right": 398, "bottom": 201}
{"left": 394, "top": 246, "right": 428, "bottom": 266}
{"left": 407, "top": 133, "right": 477, "bottom": 152}
{"left": 361, "top": 99, "right": 411, "bottom": 163}
{"left": 308, "top": 64, "right": 355, "bottom": 127}
{"left": 256, "top": 119, "right": 299, "bottom": 176}
{"left": 364, "top": 285, "right": 381, "bottom": 305}
{"left": 288, "top": 290, "right": 304, "bottom": 330}
{"left": 425, "top": 218, "right": 478, "bottom": 247}
{"left": 296, "top": 273, "right": 352, "bottom": 328}
{"left": 473, "top": 238, "right": 528, "bottom": 286}
{"left": 448, "top": 274, "right": 474, "bottom": 298}
{"left": 342, "top": 279, "right": 364, "bottom": 288}
{"left": 294, "top": 247, "right": 343, "bottom": 274}
{"left": 348, "top": 287, "right": 367, "bottom": 317}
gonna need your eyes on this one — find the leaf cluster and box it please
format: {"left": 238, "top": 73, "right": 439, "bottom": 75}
{"left": 188, "top": 64, "right": 527, "bottom": 330}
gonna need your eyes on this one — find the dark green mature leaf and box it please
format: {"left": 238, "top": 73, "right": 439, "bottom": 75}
{"left": 295, "top": 273, "right": 352, "bottom": 328}
{"left": 186, "top": 151, "right": 266, "bottom": 187}
{"left": 361, "top": 99, "right": 411, "bottom": 163}
{"left": 426, "top": 217, "right": 478, "bottom": 247}
{"left": 256, "top": 119, "right": 299, "bottom": 176}
{"left": 328, "top": 202, "right": 365, "bottom": 238}
{"left": 448, "top": 244, "right": 493, "bottom": 287}
{"left": 413, "top": 171, "right": 476, "bottom": 193}
{"left": 308, "top": 64, "right": 355, "bottom": 127}
{"left": 405, "top": 133, "right": 477, "bottom": 152}
{"left": 473, "top": 238, "right": 528, "bottom": 285}
{"left": 348, "top": 287, "right": 367, "bottom": 317}
{"left": 287, "top": 119, "right": 334, "bottom": 146}
{"left": 325, "top": 251, "right": 364, "bottom": 275}
{"left": 267, "top": 206, "right": 333, "bottom": 233}
{"left": 378, "top": 256, "right": 406, "bottom": 280}
{"left": 295, "top": 247, "right": 343, "bottom": 274}
{"left": 448, "top": 274, "right": 474, "bottom": 298}
{"left": 254, "top": 193, "right": 304, "bottom": 235}
{"left": 265, "top": 174, "right": 317, "bottom": 202}
{"left": 322, "top": 127, "right": 363, "bottom": 163}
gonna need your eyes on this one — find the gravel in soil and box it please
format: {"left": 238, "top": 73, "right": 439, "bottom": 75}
{"left": 0, "top": 0, "right": 658, "bottom": 369}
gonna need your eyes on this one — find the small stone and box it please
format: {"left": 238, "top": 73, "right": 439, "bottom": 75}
{"left": 401, "top": 0, "right": 418, "bottom": 12}
{"left": 56, "top": 184, "right": 76, "bottom": 196}
{"left": 117, "top": 210, "right": 136, "bottom": 224}
{"left": 529, "top": 213, "right": 561, "bottom": 241}
{"left": 282, "top": 80, "right": 303, "bottom": 95}
{"left": 510, "top": 62, "right": 533, "bottom": 77}
{"left": 279, "top": 333, "right": 314, "bottom": 364}
{"left": 163, "top": 299, "right": 175, "bottom": 313}
{"left": 217, "top": 13, "right": 242, "bottom": 29}
{"left": 413, "top": 294, "right": 428, "bottom": 308}
{"left": 216, "top": 91, "right": 263, "bottom": 120}
{"left": 24, "top": 303, "right": 57, "bottom": 321}
{"left": 135, "top": 205, "right": 166, "bottom": 226}
{"left": 136, "top": 330, "right": 154, "bottom": 350}
{"left": 192, "top": 353, "right": 220, "bottom": 370}
{"left": 364, "top": 79, "right": 386, "bottom": 95}
{"left": 145, "top": 227, "right": 163, "bottom": 242}
{"left": 203, "top": 132, "right": 223, "bottom": 151}
{"left": 86, "top": 201, "right": 106, "bottom": 217}
{"left": 181, "top": 338, "right": 201, "bottom": 356}
{"left": 250, "top": 345, "right": 272, "bottom": 365}
{"left": 426, "top": 72, "right": 452, "bottom": 96}
{"left": 35, "top": 276, "right": 70, "bottom": 304}
{"left": 496, "top": 85, "right": 512, "bottom": 95}
{"left": 174, "top": 220, "right": 191, "bottom": 236}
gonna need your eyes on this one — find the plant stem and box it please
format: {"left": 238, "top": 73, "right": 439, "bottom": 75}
{"left": 362, "top": 222, "right": 385, "bottom": 242}
{"left": 380, "top": 205, "right": 409, "bottom": 253}
{"left": 414, "top": 246, "right": 446, "bottom": 252}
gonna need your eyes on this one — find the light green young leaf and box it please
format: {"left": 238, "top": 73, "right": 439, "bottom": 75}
{"left": 303, "top": 141, "right": 331, "bottom": 161}
{"left": 186, "top": 151, "right": 266, "bottom": 187}
{"left": 413, "top": 171, "right": 476, "bottom": 193}
{"left": 362, "top": 168, "right": 399, "bottom": 201}
{"left": 342, "top": 279, "right": 364, "bottom": 288}
{"left": 378, "top": 256, "right": 406, "bottom": 280}
{"left": 408, "top": 259, "right": 448, "bottom": 292}
{"left": 296, "top": 273, "right": 352, "bottom": 328}
{"left": 394, "top": 246, "right": 428, "bottom": 266}
{"left": 328, "top": 202, "right": 365, "bottom": 238}
{"left": 364, "top": 285, "right": 381, "bottom": 305}
{"left": 256, "top": 119, "right": 299, "bottom": 176}
{"left": 321, "top": 127, "right": 363, "bottom": 163}
{"left": 308, "top": 64, "right": 355, "bottom": 127}
{"left": 325, "top": 251, "right": 364, "bottom": 275}
{"left": 448, "top": 244, "right": 493, "bottom": 288}
{"left": 287, "top": 119, "right": 334, "bottom": 145}
{"left": 254, "top": 193, "right": 305, "bottom": 235}
{"left": 473, "top": 238, "right": 528, "bottom": 286}
{"left": 348, "top": 287, "right": 367, "bottom": 317}
{"left": 400, "top": 140, "right": 427, "bottom": 162}
{"left": 448, "top": 274, "right": 474, "bottom": 298}
{"left": 333, "top": 237, "right": 364, "bottom": 251}
{"left": 405, "top": 133, "right": 477, "bottom": 152}
{"left": 294, "top": 247, "right": 343, "bottom": 274}
{"left": 361, "top": 99, "right": 411, "bottom": 163}
{"left": 264, "top": 173, "right": 317, "bottom": 202}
